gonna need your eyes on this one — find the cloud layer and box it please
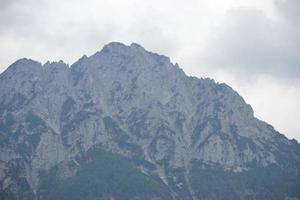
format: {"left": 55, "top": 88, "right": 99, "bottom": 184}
{"left": 0, "top": 0, "right": 299, "bottom": 140}
{"left": 201, "top": 2, "right": 300, "bottom": 82}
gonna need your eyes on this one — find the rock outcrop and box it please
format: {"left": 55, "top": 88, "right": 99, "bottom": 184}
{"left": 0, "top": 42, "right": 299, "bottom": 200}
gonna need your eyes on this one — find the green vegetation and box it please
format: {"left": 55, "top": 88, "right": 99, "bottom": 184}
{"left": 60, "top": 97, "right": 76, "bottom": 121}
{"left": 166, "top": 167, "right": 193, "bottom": 199}
{"left": 38, "top": 147, "right": 172, "bottom": 200}
{"left": 0, "top": 160, "right": 34, "bottom": 200}
{"left": 190, "top": 161, "right": 300, "bottom": 200}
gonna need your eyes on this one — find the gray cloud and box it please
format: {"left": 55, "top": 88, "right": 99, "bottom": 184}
{"left": 0, "top": 0, "right": 184, "bottom": 69}
{"left": 275, "top": 0, "right": 300, "bottom": 26}
{"left": 200, "top": 4, "right": 300, "bottom": 82}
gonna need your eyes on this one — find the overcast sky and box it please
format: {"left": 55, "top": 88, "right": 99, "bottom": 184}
{"left": 0, "top": 0, "right": 299, "bottom": 141}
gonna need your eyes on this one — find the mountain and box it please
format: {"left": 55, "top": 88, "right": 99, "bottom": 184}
{"left": 0, "top": 42, "right": 299, "bottom": 200}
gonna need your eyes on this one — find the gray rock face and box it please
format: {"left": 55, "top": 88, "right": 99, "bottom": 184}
{"left": 0, "top": 42, "right": 299, "bottom": 199}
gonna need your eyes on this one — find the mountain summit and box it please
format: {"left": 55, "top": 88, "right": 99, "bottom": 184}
{"left": 0, "top": 42, "right": 299, "bottom": 200}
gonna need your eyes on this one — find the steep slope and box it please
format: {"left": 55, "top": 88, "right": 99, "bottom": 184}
{"left": 0, "top": 42, "right": 299, "bottom": 200}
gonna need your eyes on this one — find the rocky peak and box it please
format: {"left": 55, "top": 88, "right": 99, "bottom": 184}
{"left": 1, "top": 58, "right": 42, "bottom": 79}
{"left": 43, "top": 60, "right": 68, "bottom": 70}
{"left": 0, "top": 42, "right": 299, "bottom": 200}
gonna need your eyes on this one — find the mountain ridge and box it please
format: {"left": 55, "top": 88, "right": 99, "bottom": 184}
{"left": 0, "top": 42, "right": 299, "bottom": 200}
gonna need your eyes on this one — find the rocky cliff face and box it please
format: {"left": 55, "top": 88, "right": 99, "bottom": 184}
{"left": 0, "top": 42, "right": 299, "bottom": 200}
